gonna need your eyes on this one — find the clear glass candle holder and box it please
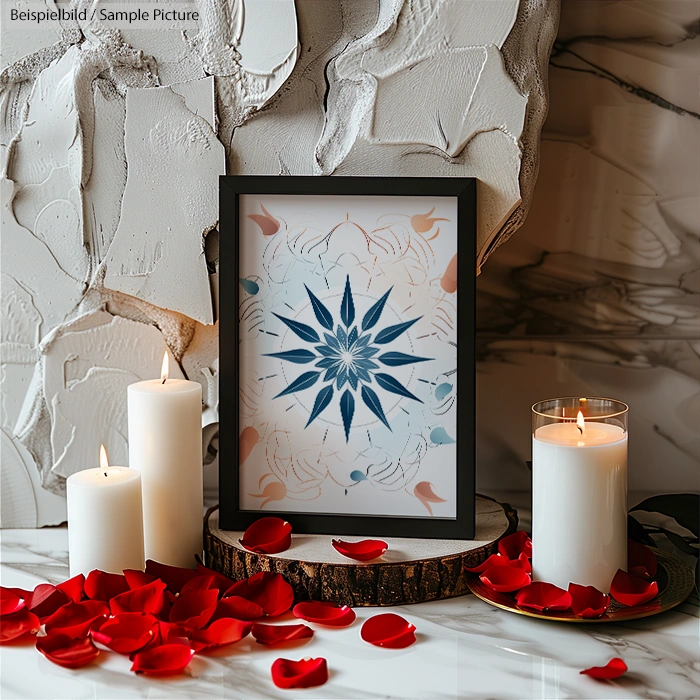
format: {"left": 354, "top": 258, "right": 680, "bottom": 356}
{"left": 531, "top": 397, "right": 628, "bottom": 593}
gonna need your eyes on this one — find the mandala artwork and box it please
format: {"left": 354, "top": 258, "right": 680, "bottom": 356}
{"left": 238, "top": 194, "right": 458, "bottom": 518}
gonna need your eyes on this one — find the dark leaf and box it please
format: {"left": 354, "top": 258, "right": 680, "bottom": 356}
{"left": 348, "top": 327, "right": 358, "bottom": 347}
{"left": 361, "top": 386, "right": 391, "bottom": 430}
{"left": 273, "top": 313, "right": 320, "bottom": 343}
{"left": 375, "top": 373, "right": 422, "bottom": 402}
{"left": 305, "top": 286, "right": 334, "bottom": 331}
{"left": 374, "top": 317, "right": 420, "bottom": 344}
{"left": 348, "top": 371, "right": 359, "bottom": 391}
{"left": 631, "top": 494, "right": 699, "bottom": 537}
{"left": 324, "top": 365, "right": 340, "bottom": 382}
{"left": 378, "top": 351, "right": 432, "bottom": 367}
{"left": 306, "top": 386, "right": 334, "bottom": 427}
{"left": 336, "top": 367, "right": 348, "bottom": 390}
{"left": 274, "top": 371, "right": 321, "bottom": 399}
{"left": 355, "top": 358, "right": 379, "bottom": 371}
{"left": 628, "top": 514, "right": 654, "bottom": 546}
{"left": 324, "top": 333, "right": 342, "bottom": 352}
{"left": 315, "top": 344, "right": 336, "bottom": 357}
{"left": 356, "top": 347, "right": 379, "bottom": 358}
{"left": 315, "top": 357, "right": 338, "bottom": 369}
{"left": 340, "top": 389, "right": 355, "bottom": 442}
{"left": 336, "top": 325, "right": 348, "bottom": 349}
{"left": 361, "top": 288, "right": 392, "bottom": 331}
{"left": 356, "top": 367, "right": 372, "bottom": 383}
{"left": 264, "top": 349, "right": 316, "bottom": 365}
{"left": 341, "top": 276, "right": 355, "bottom": 327}
{"left": 354, "top": 334, "right": 371, "bottom": 349}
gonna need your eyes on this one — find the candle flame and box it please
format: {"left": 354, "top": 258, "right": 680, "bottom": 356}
{"left": 161, "top": 351, "right": 169, "bottom": 384}
{"left": 576, "top": 410, "right": 586, "bottom": 436}
{"left": 99, "top": 444, "right": 109, "bottom": 469}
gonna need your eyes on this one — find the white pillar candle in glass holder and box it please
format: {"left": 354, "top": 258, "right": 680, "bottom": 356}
{"left": 128, "top": 352, "right": 203, "bottom": 569}
{"left": 532, "top": 397, "right": 628, "bottom": 593}
{"left": 67, "top": 445, "right": 145, "bottom": 577}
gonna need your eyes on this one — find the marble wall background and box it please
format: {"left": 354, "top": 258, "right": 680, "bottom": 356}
{"left": 475, "top": 0, "right": 700, "bottom": 495}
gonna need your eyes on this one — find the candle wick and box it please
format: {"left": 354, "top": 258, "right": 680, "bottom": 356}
{"left": 104, "top": 472, "right": 108, "bottom": 477}
{"left": 576, "top": 425, "right": 583, "bottom": 436}
{"left": 162, "top": 377, "right": 166, "bottom": 385}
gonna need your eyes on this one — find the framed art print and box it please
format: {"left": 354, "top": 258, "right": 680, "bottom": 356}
{"left": 219, "top": 176, "right": 475, "bottom": 539}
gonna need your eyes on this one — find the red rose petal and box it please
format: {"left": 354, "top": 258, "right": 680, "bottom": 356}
{"left": 145, "top": 560, "right": 198, "bottom": 594}
{"left": 271, "top": 657, "right": 328, "bottom": 689}
{"left": 580, "top": 657, "right": 628, "bottom": 680}
{"left": 515, "top": 582, "right": 572, "bottom": 612}
{"left": 628, "top": 540, "right": 658, "bottom": 580}
{"left": 90, "top": 612, "right": 158, "bottom": 654}
{"left": 512, "top": 553, "right": 532, "bottom": 573}
{"left": 84, "top": 570, "right": 129, "bottom": 601}
{"left": 225, "top": 572, "right": 294, "bottom": 617}
{"left": 124, "top": 569, "right": 156, "bottom": 590}
{"left": 0, "top": 609, "right": 40, "bottom": 643}
{"left": 27, "top": 584, "right": 68, "bottom": 620}
{"left": 190, "top": 618, "right": 252, "bottom": 652}
{"left": 44, "top": 600, "right": 109, "bottom": 638}
{"left": 36, "top": 633, "right": 99, "bottom": 669}
{"left": 292, "top": 601, "right": 356, "bottom": 627}
{"left": 110, "top": 579, "right": 166, "bottom": 615}
{"left": 610, "top": 569, "right": 659, "bottom": 607}
{"left": 181, "top": 575, "right": 216, "bottom": 593}
{"left": 169, "top": 589, "right": 218, "bottom": 629}
{"left": 464, "top": 553, "right": 507, "bottom": 573}
{"left": 212, "top": 595, "right": 264, "bottom": 622}
{"left": 195, "top": 559, "right": 236, "bottom": 594}
{"left": 361, "top": 613, "right": 416, "bottom": 649}
{"left": 498, "top": 531, "right": 532, "bottom": 560}
{"left": 252, "top": 623, "right": 314, "bottom": 646}
{"left": 0, "top": 587, "right": 25, "bottom": 616}
{"left": 141, "top": 621, "right": 191, "bottom": 651}
{"left": 56, "top": 574, "right": 85, "bottom": 603}
{"left": 480, "top": 565, "right": 531, "bottom": 593}
{"left": 240, "top": 517, "right": 292, "bottom": 554}
{"left": 331, "top": 539, "right": 388, "bottom": 561}
{"left": 568, "top": 583, "right": 610, "bottom": 619}
{"left": 131, "top": 643, "right": 195, "bottom": 676}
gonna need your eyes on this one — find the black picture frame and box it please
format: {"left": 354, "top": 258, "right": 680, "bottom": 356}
{"left": 219, "top": 176, "right": 476, "bottom": 539}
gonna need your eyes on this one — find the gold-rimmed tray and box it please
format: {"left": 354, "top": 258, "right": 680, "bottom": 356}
{"left": 467, "top": 548, "right": 695, "bottom": 622}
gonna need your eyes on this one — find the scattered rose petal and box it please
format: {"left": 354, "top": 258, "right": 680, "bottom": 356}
{"left": 84, "top": 570, "right": 129, "bottom": 601}
{"left": 37, "top": 633, "right": 100, "bottom": 668}
{"left": 212, "top": 595, "right": 264, "bottom": 622}
{"left": 240, "top": 517, "right": 292, "bottom": 554}
{"left": 515, "top": 582, "right": 572, "bottom": 612}
{"left": 124, "top": 570, "right": 156, "bottom": 590}
{"left": 580, "top": 657, "right": 628, "bottom": 680}
{"left": 252, "top": 623, "right": 314, "bottom": 647}
{"left": 568, "top": 583, "right": 610, "bottom": 619}
{"left": 292, "top": 601, "right": 356, "bottom": 627}
{"left": 56, "top": 574, "right": 85, "bottom": 603}
{"left": 498, "top": 531, "right": 532, "bottom": 560}
{"left": 26, "top": 584, "right": 68, "bottom": 620}
{"left": 480, "top": 566, "right": 531, "bottom": 593}
{"left": 181, "top": 575, "right": 216, "bottom": 594}
{"left": 0, "top": 587, "right": 25, "bottom": 616}
{"left": 225, "top": 573, "right": 294, "bottom": 617}
{"left": 110, "top": 579, "right": 166, "bottom": 615}
{"left": 464, "top": 553, "right": 507, "bottom": 573}
{"left": 610, "top": 569, "right": 659, "bottom": 607}
{"left": 190, "top": 618, "right": 252, "bottom": 652}
{"left": 0, "top": 609, "right": 40, "bottom": 643}
{"left": 141, "top": 621, "right": 191, "bottom": 651}
{"left": 169, "top": 589, "right": 218, "bottom": 629}
{"left": 145, "top": 560, "right": 198, "bottom": 594}
{"left": 44, "top": 600, "right": 109, "bottom": 638}
{"left": 361, "top": 613, "right": 416, "bottom": 649}
{"left": 131, "top": 643, "right": 195, "bottom": 676}
{"left": 90, "top": 613, "right": 158, "bottom": 654}
{"left": 194, "top": 559, "right": 236, "bottom": 593}
{"left": 628, "top": 540, "right": 658, "bottom": 580}
{"left": 271, "top": 657, "right": 328, "bottom": 689}
{"left": 332, "top": 539, "right": 388, "bottom": 561}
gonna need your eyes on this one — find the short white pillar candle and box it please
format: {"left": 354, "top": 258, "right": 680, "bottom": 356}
{"left": 67, "top": 445, "right": 145, "bottom": 577}
{"left": 532, "top": 398, "right": 628, "bottom": 593}
{"left": 128, "top": 352, "right": 203, "bottom": 568}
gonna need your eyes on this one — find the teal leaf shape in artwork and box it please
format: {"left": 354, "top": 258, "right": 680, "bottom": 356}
{"left": 305, "top": 285, "right": 334, "bottom": 331}
{"left": 240, "top": 278, "right": 260, "bottom": 295}
{"left": 341, "top": 275, "right": 355, "bottom": 327}
{"left": 350, "top": 470, "right": 367, "bottom": 482}
{"left": 267, "top": 278, "right": 432, "bottom": 438}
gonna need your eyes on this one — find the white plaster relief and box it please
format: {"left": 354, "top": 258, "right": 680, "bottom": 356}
{"left": 102, "top": 78, "right": 225, "bottom": 324}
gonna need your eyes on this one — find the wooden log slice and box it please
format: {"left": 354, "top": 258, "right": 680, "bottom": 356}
{"left": 204, "top": 496, "right": 517, "bottom": 607}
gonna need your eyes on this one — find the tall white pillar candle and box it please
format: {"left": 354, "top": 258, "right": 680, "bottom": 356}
{"left": 532, "top": 398, "right": 628, "bottom": 593}
{"left": 128, "top": 353, "right": 203, "bottom": 568}
{"left": 67, "top": 446, "right": 145, "bottom": 577}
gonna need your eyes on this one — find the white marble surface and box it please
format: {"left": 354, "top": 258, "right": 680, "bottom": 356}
{"left": 2, "top": 495, "right": 698, "bottom": 700}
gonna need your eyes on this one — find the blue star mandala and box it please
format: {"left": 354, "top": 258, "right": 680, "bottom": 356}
{"left": 265, "top": 277, "right": 432, "bottom": 441}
